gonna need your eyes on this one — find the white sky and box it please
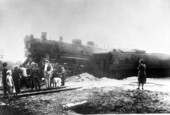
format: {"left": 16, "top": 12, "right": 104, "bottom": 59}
{"left": 0, "top": 0, "right": 170, "bottom": 62}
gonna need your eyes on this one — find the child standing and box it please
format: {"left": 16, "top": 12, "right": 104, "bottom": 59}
{"left": 6, "top": 70, "right": 15, "bottom": 101}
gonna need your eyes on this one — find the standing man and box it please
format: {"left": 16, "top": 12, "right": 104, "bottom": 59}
{"left": 30, "top": 62, "right": 36, "bottom": 90}
{"left": 44, "top": 60, "right": 53, "bottom": 88}
{"left": 61, "top": 66, "right": 66, "bottom": 86}
{"left": 31, "top": 63, "right": 41, "bottom": 90}
{"left": 12, "top": 65, "right": 21, "bottom": 97}
{"left": 2, "top": 62, "right": 8, "bottom": 98}
{"left": 20, "top": 65, "right": 29, "bottom": 88}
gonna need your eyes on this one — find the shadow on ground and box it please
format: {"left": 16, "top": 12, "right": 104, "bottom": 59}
{"left": 0, "top": 106, "right": 31, "bottom": 115}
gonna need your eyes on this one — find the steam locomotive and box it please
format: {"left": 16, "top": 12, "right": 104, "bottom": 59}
{"left": 24, "top": 32, "right": 108, "bottom": 75}
{"left": 24, "top": 32, "right": 170, "bottom": 79}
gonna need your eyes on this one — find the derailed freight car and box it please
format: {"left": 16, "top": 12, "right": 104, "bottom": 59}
{"left": 92, "top": 49, "right": 170, "bottom": 79}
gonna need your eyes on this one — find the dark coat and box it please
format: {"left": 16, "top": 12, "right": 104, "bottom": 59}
{"left": 12, "top": 68, "right": 21, "bottom": 93}
{"left": 2, "top": 67, "right": 8, "bottom": 94}
{"left": 137, "top": 64, "right": 147, "bottom": 84}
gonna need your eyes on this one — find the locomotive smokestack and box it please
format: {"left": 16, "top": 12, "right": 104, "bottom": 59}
{"left": 30, "top": 34, "right": 34, "bottom": 39}
{"left": 87, "top": 41, "right": 94, "bottom": 46}
{"left": 41, "top": 32, "right": 47, "bottom": 40}
{"left": 59, "top": 36, "right": 63, "bottom": 42}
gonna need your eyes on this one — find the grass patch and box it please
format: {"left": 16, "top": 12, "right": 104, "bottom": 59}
{"left": 73, "top": 87, "right": 170, "bottom": 114}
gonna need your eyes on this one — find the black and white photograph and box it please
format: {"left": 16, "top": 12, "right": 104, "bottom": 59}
{"left": 0, "top": 0, "right": 170, "bottom": 114}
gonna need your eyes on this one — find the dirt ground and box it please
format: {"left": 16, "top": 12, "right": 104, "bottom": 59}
{"left": 0, "top": 73, "right": 170, "bottom": 115}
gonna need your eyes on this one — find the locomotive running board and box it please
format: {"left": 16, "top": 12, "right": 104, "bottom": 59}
{"left": 18, "top": 86, "right": 82, "bottom": 97}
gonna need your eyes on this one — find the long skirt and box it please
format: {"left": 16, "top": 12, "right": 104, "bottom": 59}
{"left": 138, "top": 71, "right": 146, "bottom": 84}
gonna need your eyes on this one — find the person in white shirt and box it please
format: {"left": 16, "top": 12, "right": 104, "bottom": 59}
{"left": 20, "top": 65, "right": 29, "bottom": 88}
{"left": 44, "top": 60, "right": 53, "bottom": 88}
{"left": 20, "top": 66, "right": 28, "bottom": 77}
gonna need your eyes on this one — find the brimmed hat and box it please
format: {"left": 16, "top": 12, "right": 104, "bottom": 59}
{"left": 31, "top": 62, "right": 35, "bottom": 66}
{"left": 13, "top": 65, "right": 18, "bottom": 70}
{"left": 139, "top": 59, "right": 144, "bottom": 63}
{"left": 6, "top": 70, "right": 12, "bottom": 75}
{"left": 45, "top": 59, "right": 50, "bottom": 63}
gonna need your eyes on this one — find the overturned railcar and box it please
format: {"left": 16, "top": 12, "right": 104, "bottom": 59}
{"left": 92, "top": 49, "right": 170, "bottom": 79}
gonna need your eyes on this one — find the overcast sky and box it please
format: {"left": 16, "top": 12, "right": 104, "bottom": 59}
{"left": 0, "top": 0, "right": 170, "bottom": 62}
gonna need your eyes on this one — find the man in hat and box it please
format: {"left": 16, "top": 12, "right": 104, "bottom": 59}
{"left": 20, "top": 65, "right": 29, "bottom": 88}
{"left": 31, "top": 63, "right": 41, "bottom": 90}
{"left": 12, "top": 65, "right": 21, "bottom": 97}
{"left": 60, "top": 66, "right": 66, "bottom": 86}
{"left": 29, "top": 62, "right": 37, "bottom": 90}
{"left": 44, "top": 60, "right": 53, "bottom": 88}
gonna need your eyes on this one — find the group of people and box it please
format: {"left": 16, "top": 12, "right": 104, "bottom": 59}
{"left": 1, "top": 58, "right": 146, "bottom": 100}
{"left": 44, "top": 60, "right": 66, "bottom": 88}
{"left": 1, "top": 59, "right": 66, "bottom": 101}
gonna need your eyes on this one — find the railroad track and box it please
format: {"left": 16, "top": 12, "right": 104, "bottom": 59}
{"left": 18, "top": 86, "right": 82, "bottom": 97}
{"left": 20, "top": 86, "right": 67, "bottom": 93}
{"left": 0, "top": 86, "right": 82, "bottom": 97}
